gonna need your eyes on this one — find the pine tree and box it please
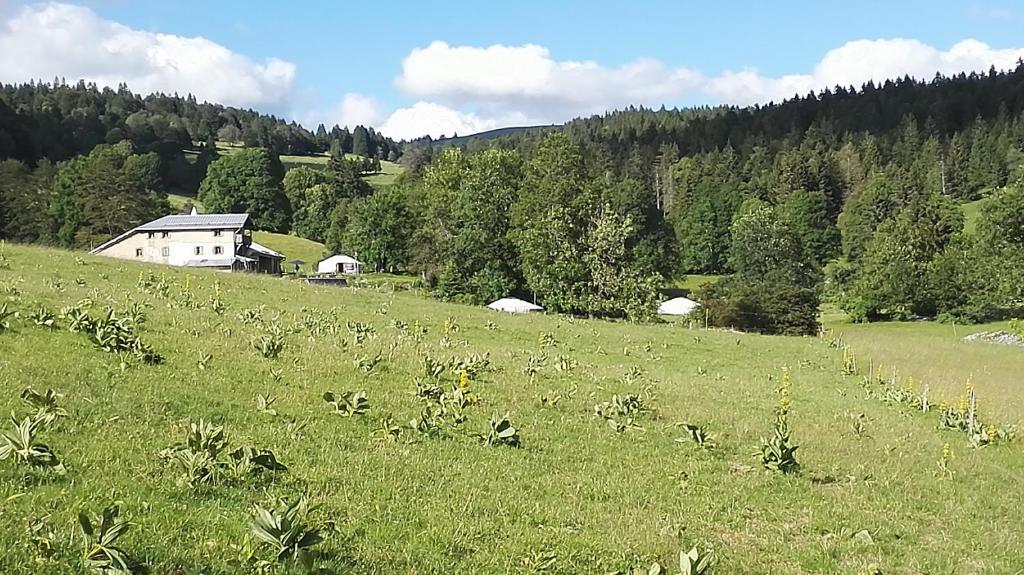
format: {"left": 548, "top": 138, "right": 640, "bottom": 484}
{"left": 967, "top": 118, "right": 1000, "bottom": 196}
{"left": 314, "top": 123, "right": 329, "bottom": 151}
{"left": 945, "top": 133, "right": 970, "bottom": 199}
{"left": 351, "top": 125, "right": 370, "bottom": 158}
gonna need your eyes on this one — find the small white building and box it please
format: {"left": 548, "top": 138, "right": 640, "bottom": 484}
{"left": 658, "top": 296, "right": 700, "bottom": 316}
{"left": 89, "top": 211, "right": 283, "bottom": 274}
{"left": 487, "top": 297, "right": 543, "bottom": 313}
{"left": 317, "top": 254, "right": 364, "bottom": 275}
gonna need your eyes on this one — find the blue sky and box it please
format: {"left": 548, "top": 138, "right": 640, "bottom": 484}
{"left": 2, "top": 1, "right": 1023, "bottom": 139}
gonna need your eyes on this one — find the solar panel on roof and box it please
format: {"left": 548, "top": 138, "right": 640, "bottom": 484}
{"left": 136, "top": 214, "right": 250, "bottom": 231}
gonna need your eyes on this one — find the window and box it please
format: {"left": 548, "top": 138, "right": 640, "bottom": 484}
{"left": 214, "top": 246, "right": 223, "bottom": 255}
{"left": 146, "top": 232, "right": 155, "bottom": 239}
{"left": 194, "top": 246, "right": 203, "bottom": 256}
{"left": 213, "top": 230, "right": 223, "bottom": 237}
{"left": 161, "top": 231, "right": 169, "bottom": 238}
{"left": 161, "top": 247, "right": 169, "bottom": 257}
{"left": 135, "top": 248, "right": 143, "bottom": 257}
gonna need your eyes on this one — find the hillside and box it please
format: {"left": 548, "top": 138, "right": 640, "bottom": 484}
{"left": 961, "top": 196, "right": 991, "bottom": 235}
{"left": 252, "top": 231, "right": 328, "bottom": 268}
{"left": 193, "top": 143, "right": 406, "bottom": 188}
{"left": 431, "top": 125, "right": 558, "bottom": 148}
{"left": 0, "top": 81, "right": 401, "bottom": 166}
{"left": 822, "top": 314, "right": 1024, "bottom": 424}
{"left": 0, "top": 243, "right": 1021, "bottom": 573}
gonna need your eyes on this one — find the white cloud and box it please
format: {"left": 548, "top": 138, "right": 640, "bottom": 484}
{"left": 395, "top": 41, "right": 703, "bottom": 119}
{"left": 380, "top": 102, "right": 533, "bottom": 141}
{"left": 323, "top": 92, "right": 384, "bottom": 129}
{"left": 706, "top": 38, "right": 1024, "bottom": 105}
{"left": 0, "top": 2, "right": 296, "bottom": 109}
{"left": 381, "top": 38, "right": 1024, "bottom": 139}
{"left": 6, "top": 4, "right": 1023, "bottom": 143}
{"left": 336, "top": 93, "right": 384, "bottom": 128}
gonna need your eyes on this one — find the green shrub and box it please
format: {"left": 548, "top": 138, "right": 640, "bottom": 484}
{"left": 479, "top": 413, "right": 521, "bottom": 447}
{"left": 28, "top": 305, "right": 55, "bottom": 328}
{"left": 248, "top": 496, "right": 323, "bottom": 570}
{"left": 698, "top": 274, "right": 820, "bottom": 336}
{"left": 0, "top": 302, "right": 18, "bottom": 331}
{"left": 78, "top": 505, "right": 141, "bottom": 574}
{"left": 758, "top": 415, "right": 800, "bottom": 473}
{"left": 251, "top": 325, "right": 285, "bottom": 359}
{"left": 20, "top": 388, "right": 68, "bottom": 427}
{"left": 758, "top": 370, "right": 799, "bottom": 473}
{"left": 323, "top": 391, "right": 369, "bottom": 416}
{"left": 160, "top": 419, "right": 285, "bottom": 488}
{"left": 0, "top": 415, "right": 66, "bottom": 474}
{"left": 675, "top": 423, "right": 716, "bottom": 449}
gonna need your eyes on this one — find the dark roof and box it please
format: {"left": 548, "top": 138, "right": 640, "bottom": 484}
{"left": 183, "top": 257, "right": 238, "bottom": 268}
{"left": 136, "top": 214, "right": 249, "bottom": 231}
{"left": 239, "top": 241, "right": 284, "bottom": 260}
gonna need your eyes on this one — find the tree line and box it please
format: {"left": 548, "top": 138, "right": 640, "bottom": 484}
{"left": 0, "top": 80, "right": 400, "bottom": 196}
{"left": 4, "top": 66, "right": 1024, "bottom": 330}
{"left": 403, "top": 65, "right": 1024, "bottom": 326}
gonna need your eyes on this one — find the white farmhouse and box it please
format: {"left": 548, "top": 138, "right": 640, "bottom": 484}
{"left": 317, "top": 254, "right": 364, "bottom": 275}
{"left": 89, "top": 211, "right": 283, "bottom": 274}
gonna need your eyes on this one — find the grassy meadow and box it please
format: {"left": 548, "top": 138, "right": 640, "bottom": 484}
{"left": 666, "top": 275, "right": 722, "bottom": 297}
{"left": 0, "top": 243, "right": 1022, "bottom": 574}
{"left": 184, "top": 143, "right": 404, "bottom": 192}
{"left": 168, "top": 193, "right": 203, "bottom": 213}
{"left": 960, "top": 197, "right": 990, "bottom": 235}
{"left": 252, "top": 232, "right": 329, "bottom": 270}
{"left": 250, "top": 233, "right": 419, "bottom": 291}
{"left": 823, "top": 314, "right": 1024, "bottom": 426}
{"left": 209, "top": 143, "right": 404, "bottom": 189}
{"left": 361, "top": 160, "right": 404, "bottom": 189}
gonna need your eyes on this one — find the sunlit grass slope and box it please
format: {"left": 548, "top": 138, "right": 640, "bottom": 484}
{"left": 0, "top": 243, "right": 1021, "bottom": 574}
{"left": 823, "top": 315, "right": 1024, "bottom": 425}
{"left": 252, "top": 231, "right": 327, "bottom": 269}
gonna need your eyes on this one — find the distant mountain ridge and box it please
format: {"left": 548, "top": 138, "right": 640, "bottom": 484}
{"left": 432, "top": 125, "right": 559, "bottom": 147}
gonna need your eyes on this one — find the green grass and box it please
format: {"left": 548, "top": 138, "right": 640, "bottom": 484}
{"left": 666, "top": 274, "right": 722, "bottom": 296}
{"left": 185, "top": 143, "right": 405, "bottom": 191}
{"left": 0, "top": 243, "right": 1022, "bottom": 573}
{"left": 252, "top": 231, "right": 327, "bottom": 269}
{"left": 363, "top": 160, "right": 404, "bottom": 188}
{"left": 961, "top": 197, "right": 990, "bottom": 235}
{"left": 350, "top": 272, "right": 422, "bottom": 291}
{"left": 279, "top": 153, "right": 329, "bottom": 171}
{"left": 167, "top": 193, "right": 203, "bottom": 213}
{"left": 276, "top": 153, "right": 404, "bottom": 189}
{"left": 823, "top": 313, "right": 1024, "bottom": 426}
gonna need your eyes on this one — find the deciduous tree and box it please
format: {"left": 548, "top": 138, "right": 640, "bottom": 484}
{"left": 198, "top": 148, "right": 290, "bottom": 232}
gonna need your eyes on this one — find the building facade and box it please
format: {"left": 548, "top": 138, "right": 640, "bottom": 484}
{"left": 90, "top": 212, "right": 283, "bottom": 274}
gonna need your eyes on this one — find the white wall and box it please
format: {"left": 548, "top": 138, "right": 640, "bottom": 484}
{"left": 96, "top": 229, "right": 237, "bottom": 265}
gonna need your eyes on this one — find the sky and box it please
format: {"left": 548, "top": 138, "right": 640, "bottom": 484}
{"left": 1, "top": 0, "right": 1024, "bottom": 140}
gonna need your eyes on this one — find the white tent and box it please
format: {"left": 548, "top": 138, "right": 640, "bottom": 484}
{"left": 487, "top": 297, "right": 543, "bottom": 313}
{"left": 658, "top": 296, "right": 700, "bottom": 316}
{"left": 317, "top": 254, "right": 364, "bottom": 274}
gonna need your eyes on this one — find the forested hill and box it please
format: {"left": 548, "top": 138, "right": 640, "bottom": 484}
{"left": 430, "top": 125, "right": 558, "bottom": 147}
{"left": 450, "top": 63, "right": 1024, "bottom": 170}
{"left": 0, "top": 80, "right": 401, "bottom": 165}
{"left": 4, "top": 67, "right": 1024, "bottom": 332}
{"left": 391, "top": 64, "right": 1024, "bottom": 329}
